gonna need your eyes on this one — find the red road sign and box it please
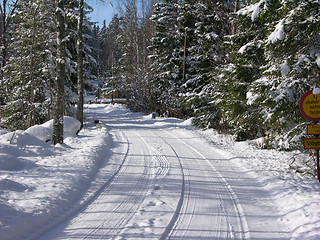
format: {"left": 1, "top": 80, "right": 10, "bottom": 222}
{"left": 299, "top": 90, "right": 320, "bottom": 121}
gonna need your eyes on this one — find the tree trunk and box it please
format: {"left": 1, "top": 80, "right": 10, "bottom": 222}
{"left": 76, "top": 0, "right": 84, "bottom": 130}
{"left": 52, "top": 0, "right": 66, "bottom": 145}
{"left": 29, "top": 6, "right": 39, "bottom": 128}
{"left": 1, "top": 0, "right": 7, "bottom": 82}
{"left": 182, "top": 28, "right": 187, "bottom": 84}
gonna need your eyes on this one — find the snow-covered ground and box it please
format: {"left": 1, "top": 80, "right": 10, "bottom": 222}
{"left": 0, "top": 104, "right": 319, "bottom": 239}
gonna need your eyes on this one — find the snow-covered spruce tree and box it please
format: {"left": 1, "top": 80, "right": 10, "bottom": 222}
{"left": 60, "top": 1, "right": 97, "bottom": 117}
{"left": 247, "top": 0, "right": 320, "bottom": 149}
{"left": 2, "top": 0, "right": 96, "bottom": 132}
{"left": 3, "top": 0, "right": 55, "bottom": 130}
{"left": 179, "top": 0, "right": 231, "bottom": 128}
{"left": 149, "top": 0, "right": 181, "bottom": 116}
{"left": 0, "top": 0, "right": 20, "bottom": 105}
{"left": 219, "top": 0, "right": 274, "bottom": 141}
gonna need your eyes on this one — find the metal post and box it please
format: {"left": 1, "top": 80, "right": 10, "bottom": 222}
{"left": 317, "top": 149, "right": 320, "bottom": 182}
{"left": 315, "top": 121, "right": 320, "bottom": 182}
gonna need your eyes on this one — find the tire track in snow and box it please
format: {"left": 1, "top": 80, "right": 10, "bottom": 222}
{"left": 30, "top": 129, "right": 130, "bottom": 240}
{"left": 135, "top": 131, "right": 170, "bottom": 186}
{"left": 147, "top": 132, "right": 187, "bottom": 240}
{"left": 78, "top": 129, "right": 155, "bottom": 239}
{"left": 161, "top": 129, "right": 250, "bottom": 240}
{"left": 115, "top": 130, "right": 178, "bottom": 239}
{"left": 37, "top": 128, "right": 156, "bottom": 240}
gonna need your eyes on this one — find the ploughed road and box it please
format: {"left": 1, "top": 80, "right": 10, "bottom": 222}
{"left": 39, "top": 105, "right": 290, "bottom": 240}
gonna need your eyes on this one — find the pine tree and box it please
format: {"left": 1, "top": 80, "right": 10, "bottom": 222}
{"left": 179, "top": 0, "right": 231, "bottom": 128}
{"left": 3, "top": 0, "right": 55, "bottom": 130}
{"left": 218, "top": 0, "right": 271, "bottom": 140}
{"left": 0, "top": 0, "right": 20, "bottom": 105}
{"left": 247, "top": 0, "right": 320, "bottom": 149}
{"left": 149, "top": 0, "right": 181, "bottom": 115}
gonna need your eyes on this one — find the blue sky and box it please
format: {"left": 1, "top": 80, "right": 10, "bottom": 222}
{"left": 86, "top": 0, "right": 115, "bottom": 26}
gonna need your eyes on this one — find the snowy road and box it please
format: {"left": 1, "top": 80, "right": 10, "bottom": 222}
{"left": 39, "top": 105, "right": 290, "bottom": 240}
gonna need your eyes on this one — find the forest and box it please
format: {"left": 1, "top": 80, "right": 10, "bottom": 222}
{"left": 0, "top": 0, "right": 319, "bottom": 150}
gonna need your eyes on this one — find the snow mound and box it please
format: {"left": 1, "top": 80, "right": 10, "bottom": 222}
{"left": 63, "top": 116, "right": 81, "bottom": 136}
{"left": 10, "top": 131, "right": 48, "bottom": 146}
{"left": 26, "top": 116, "right": 81, "bottom": 142}
{"left": 0, "top": 129, "right": 9, "bottom": 136}
{"left": 179, "top": 118, "right": 193, "bottom": 126}
{"left": 0, "top": 140, "right": 39, "bottom": 171}
{"left": 25, "top": 125, "right": 52, "bottom": 142}
{"left": 0, "top": 105, "right": 110, "bottom": 240}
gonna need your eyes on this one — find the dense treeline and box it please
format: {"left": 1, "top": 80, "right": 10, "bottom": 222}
{"left": 1, "top": 0, "right": 320, "bottom": 150}
{"left": 0, "top": 0, "right": 96, "bottom": 133}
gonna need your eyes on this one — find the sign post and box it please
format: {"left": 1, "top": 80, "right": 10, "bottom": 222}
{"left": 299, "top": 89, "right": 320, "bottom": 181}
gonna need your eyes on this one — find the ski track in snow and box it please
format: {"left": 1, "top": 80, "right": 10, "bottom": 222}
{"left": 159, "top": 129, "right": 250, "bottom": 239}
{"left": 35, "top": 105, "right": 290, "bottom": 240}
{"left": 1, "top": 104, "right": 301, "bottom": 240}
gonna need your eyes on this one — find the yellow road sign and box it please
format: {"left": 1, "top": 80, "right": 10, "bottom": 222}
{"left": 303, "top": 138, "right": 320, "bottom": 149}
{"left": 307, "top": 124, "right": 320, "bottom": 135}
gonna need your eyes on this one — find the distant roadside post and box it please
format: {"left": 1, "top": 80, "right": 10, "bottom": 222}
{"left": 299, "top": 89, "right": 320, "bottom": 181}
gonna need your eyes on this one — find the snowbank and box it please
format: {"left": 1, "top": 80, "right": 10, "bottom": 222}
{"left": 25, "top": 116, "right": 81, "bottom": 142}
{"left": 0, "top": 112, "right": 110, "bottom": 240}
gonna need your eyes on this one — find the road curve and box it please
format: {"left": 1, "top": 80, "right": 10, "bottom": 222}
{"left": 38, "top": 106, "right": 290, "bottom": 240}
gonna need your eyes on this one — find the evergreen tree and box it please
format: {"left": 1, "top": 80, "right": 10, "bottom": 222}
{"left": 218, "top": 0, "right": 271, "bottom": 140}
{"left": 0, "top": 0, "right": 20, "bottom": 105}
{"left": 149, "top": 0, "right": 181, "bottom": 115}
{"left": 3, "top": 0, "right": 55, "bottom": 130}
{"left": 219, "top": 0, "right": 319, "bottom": 148}
{"left": 99, "top": 16, "right": 122, "bottom": 99}
{"left": 179, "top": 0, "right": 231, "bottom": 127}
{"left": 247, "top": 0, "right": 320, "bottom": 149}
{"left": 1, "top": 0, "right": 97, "bottom": 135}
{"left": 117, "top": 0, "right": 139, "bottom": 103}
